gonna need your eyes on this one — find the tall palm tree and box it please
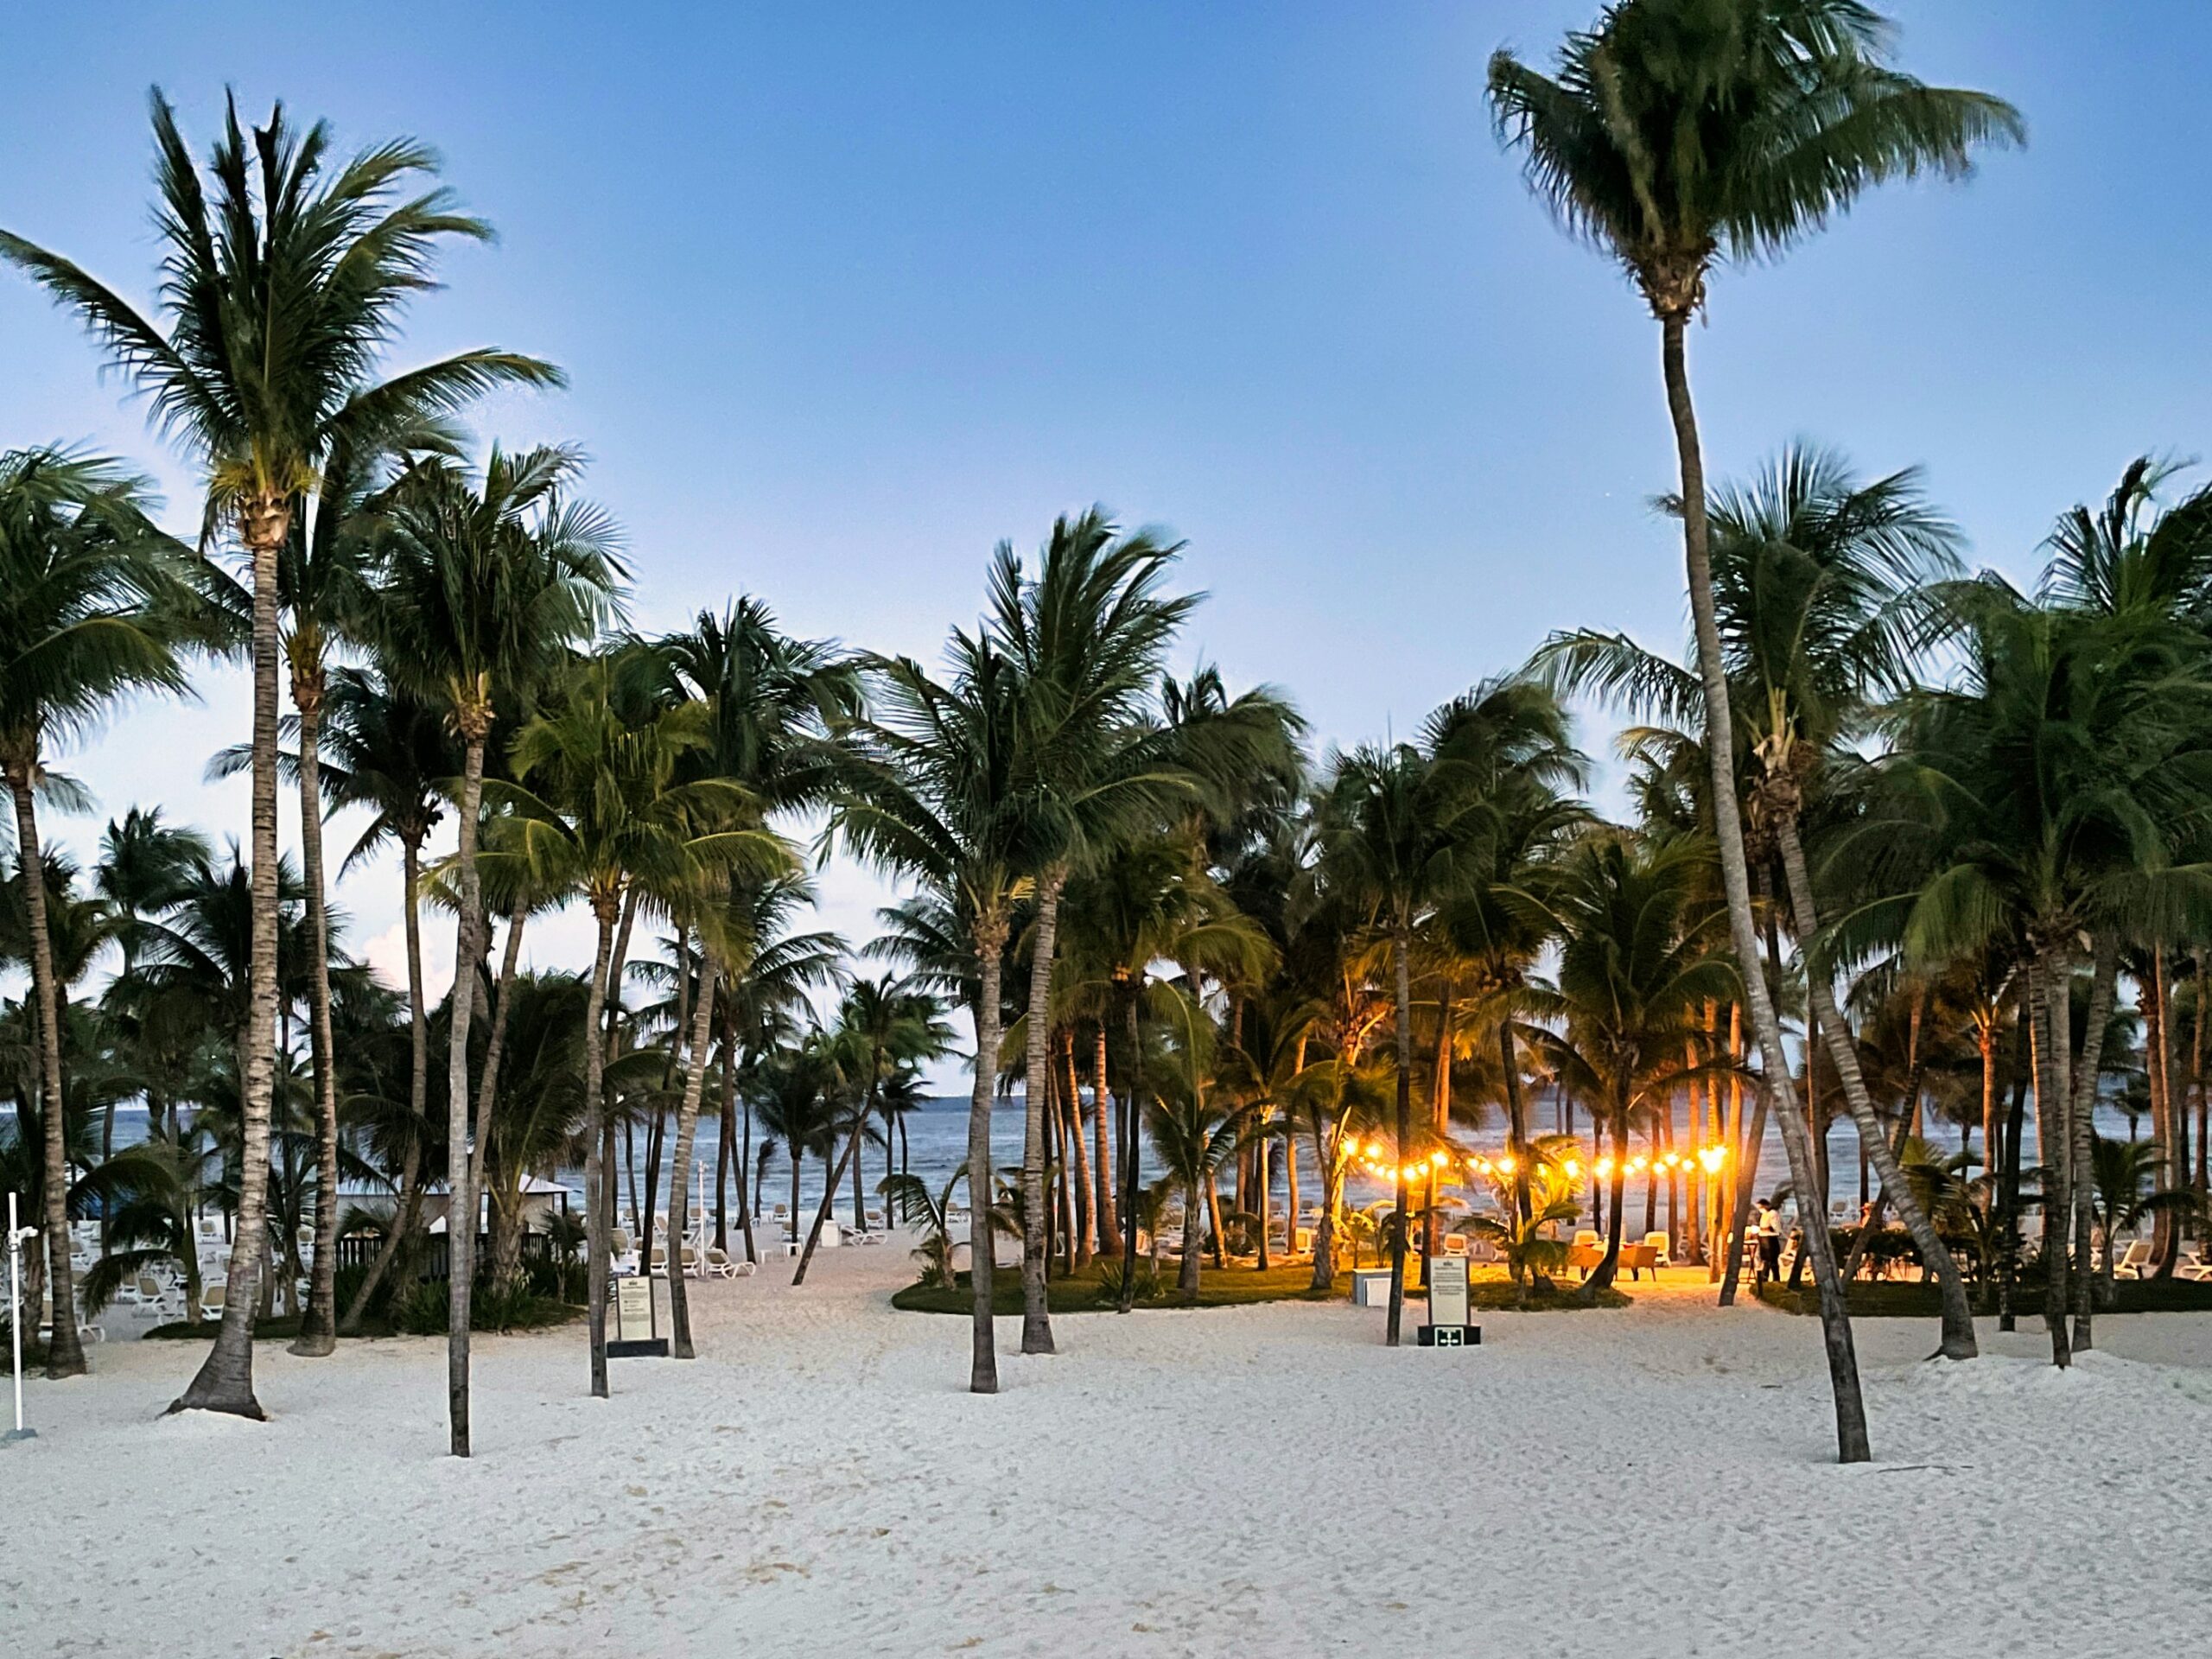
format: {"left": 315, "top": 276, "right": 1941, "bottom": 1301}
{"left": 1537, "top": 445, "right": 1979, "bottom": 1357}
{"left": 983, "top": 510, "right": 1201, "bottom": 1353}
{"left": 1489, "top": 0, "right": 2019, "bottom": 1460}
{"left": 3, "top": 92, "right": 561, "bottom": 1419}
{"left": 0, "top": 448, "right": 207, "bottom": 1377}
{"left": 376, "top": 448, "right": 622, "bottom": 1453}
{"left": 1144, "top": 981, "right": 1253, "bottom": 1303}
{"left": 832, "top": 638, "right": 1033, "bottom": 1394}
{"left": 312, "top": 666, "right": 461, "bottom": 1329}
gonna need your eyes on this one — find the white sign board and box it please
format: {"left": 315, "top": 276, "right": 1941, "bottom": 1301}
{"left": 615, "top": 1275, "right": 655, "bottom": 1344}
{"left": 1427, "top": 1256, "right": 1470, "bottom": 1329}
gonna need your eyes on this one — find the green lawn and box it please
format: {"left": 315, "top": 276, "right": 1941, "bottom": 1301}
{"left": 889, "top": 1259, "right": 1629, "bottom": 1314}
{"left": 1755, "top": 1278, "right": 2212, "bottom": 1318}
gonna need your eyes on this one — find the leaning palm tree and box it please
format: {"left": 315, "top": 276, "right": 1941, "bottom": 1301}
{"left": 0, "top": 448, "right": 208, "bottom": 1377}
{"left": 3, "top": 92, "right": 561, "bottom": 1417}
{"left": 375, "top": 448, "right": 623, "bottom": 1453}
{"left": 1489, "top": 0, "right": 2019, "bottom": 1461}
{"left": 1535, "top": 445, "right": 1980, "bottom": 1358}
{"left": 831, "top": 638, "right": 1034, "bottom": 1394}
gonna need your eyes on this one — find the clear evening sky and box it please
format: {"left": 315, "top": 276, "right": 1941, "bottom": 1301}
{"left": 4, "top": 3, "right": 2209, "bottom": 1046}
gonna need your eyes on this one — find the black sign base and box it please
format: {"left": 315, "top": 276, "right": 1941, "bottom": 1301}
{"left": 1417, "top": 1323, "right": 1482, "bottom": 1347}
{"left": 607, "top": 1338, "right": 669, "bottom": 1358}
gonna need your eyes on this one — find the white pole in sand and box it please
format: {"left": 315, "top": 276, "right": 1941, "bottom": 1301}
{"left": 7, "top": 1190, "right": 36, "bottom": 1443}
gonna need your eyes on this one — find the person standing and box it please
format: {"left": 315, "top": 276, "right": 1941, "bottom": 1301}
{"left": 1755, "top": 1199, "right": 1783, "bottom": 1287}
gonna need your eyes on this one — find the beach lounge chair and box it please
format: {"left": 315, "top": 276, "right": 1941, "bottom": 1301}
{"left": 703, "top": 1245, "right": 739, "bottom": 1278}
{"left": 1442, "top": 1233, "right": 1468, "bottom": 1257}
{"left": 677, "top": 1243, "right": 701, "bottom": 1278}
{"left": 2112, "top": 1239, "right": 2154, "bottom": 1280}
{"left": 1642, "top": 1230, "right": 1674, "bottom": 1269}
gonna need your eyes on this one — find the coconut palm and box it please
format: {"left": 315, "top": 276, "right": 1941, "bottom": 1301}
{"left": 1524, "top": 833, "right": 1736, "bottom": 1291}
{"left": 507, "top": 653, "right": 779, "bottom": 1387}
{"left": 880, "top": 1167, "right": 972, "bottom": 1290}
{"left": 831, "top": 637, "right": 1033, "bottom": 1394}
{"left": 1866, "top": 579, "right": 2212, "bottom": 1363}
{"left": 1489, "top": 0, "right": 2018, "bottom": 1457}
{"left": 312, "top": 667, "right": 461, "bottom": 1328}
{"left": 982, "top": 510, "right": 1204, "bottom": 1352}
{"left": 1537, "top": 445, "right": 1979, "bottom": 1357}
{"left": 0, "top": 448, "right": 213, "bottom": 1376}
{"left": 1459, "top": 1136, "right": 1585, "bottom": 1306}
{"left": 1315, "top": 734, "right": 1480, "bottom": 1345}
{"left": 3, "top": 91, "right": 561, "bottom": 1420}
{"left": 1142, "top": 981, "right": 1254, "bottom": 1303}
{"left": 373, "top": 446, "right": 622, "bottom": 1451}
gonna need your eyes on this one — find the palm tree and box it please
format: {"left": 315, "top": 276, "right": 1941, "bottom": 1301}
{"left": 474, "top": 972, "right": 589, "bottom": 1289}
{"left": 1489, "top": 0, "right": 2018, "bottom": 1460}
{"left": 313, "top": 667, "right": 461, "bottom": 1329}
{"left": 508, "top": 654, "right": 775, "bottom": 1390}
{"left": 1459, "top": 1136, "right": 1584, "bottom": 1307}
{"left": 879, "top": 1167, "right": 972, "bottom": 1290}
{"left": 832, "top": 636, "right": 1033, "bottom": 1393}
{"left": 1538, "top": 445, "right": 1979, "bottom": 1357}
{"left": 3, "top": 91, "right": 561, "bottom": 1419}
{"left": 1316, "top": 734, "right": 1479, "bottom": 1345}
{"left": 982, "top": 510, "right": 1202, "bottom": 1353}
{"left": 276, "top": 435, "right": 444, "bottom": 1355}
{"left": 374, "top": 448, "right": 622, "bottom": 1452}
{"left": 1525, "top": 834, "right": 1736, "bottom": 1291}
{"left": 0, "top": 448, "right": 208, "bottom": 1377}
{"left": 1143, "top": 980, "right": 1253, "bottom": 1302}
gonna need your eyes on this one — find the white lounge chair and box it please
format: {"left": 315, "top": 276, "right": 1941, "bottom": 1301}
{"left": 702, "top": 1245, "right": 739, "bottom": 1279}
{"left": 1441, "top": 1233, "right": 1469, "bottom": 1257}
{"left": 1643, "top": 1230, "right": 1674, "bottom": 1269}
{"left": 2112, "top": 1239, "right": 2154, "bottom": 1281}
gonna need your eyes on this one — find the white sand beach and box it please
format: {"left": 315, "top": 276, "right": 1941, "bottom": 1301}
{"left": 10, "top": 1246, "right": 2209, "bottom": 1658}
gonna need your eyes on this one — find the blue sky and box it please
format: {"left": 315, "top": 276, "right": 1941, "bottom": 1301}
{"left": 4, "top": 3, "right": 2209, "bottom": 1030}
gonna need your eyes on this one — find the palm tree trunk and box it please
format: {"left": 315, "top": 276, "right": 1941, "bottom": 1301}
{"left": 472, "top": 905, "right": 529, "bottom": 1291}
{"left": 289, "top": 677, "right": 343, "bottom": 1356}
{"left": 1117, "top": 980, "right": 1146, "bottom": 1310}
{"left": 8, "top": 776, "right": 84, "bottom": 1378}
{"left": 1661, "top": 313, "right": 1867, "bottom": 1460}
{"left": 1385, "top": 926, "right": 1414, "bottom": 1347}
{"left": 174, "top": 509, "right": 285, "bottom": 1421}
{"left": 342, "top": 834, "right": 430, "bottom": 1332}
{"left": 1499, "top": 1004, "right": 1532, "bottom": 1225}
{"left": 664, "top": 960, "right": 720, "bottom": 1354}
{"left": 2147, "top": 951, "right": 2176, "bottom": 1275}
{"left": 2031, "top": 952, "right": 2074, "bottom": 1366}
{"left": 1064, "top": 1031, "right": 1094, "bottom": 1264}
{"left": 441, "top": 731, "right": 487, "bottom": 1456}
{"left": 1588, "top": 1101, "right": 1630, "bottom": 1293}
{"left": 1775, "top": 815, "right": 1976, "bottom": 1357}
{"left": 969, "top": 910, "right": 1008, "bottom": 1389}
{"left": 1019, "top": 870, "right": 1064, "bottom": 1355}
{"left": 582, "top": 897, "right": 618, "bottom": 1399}
{"left": 1179, "top": 1177, "right": 1204, "bottom": 1301}
{"left": 732, "top": 1008, "right": 758, "bottom": 1266}
{"left": 2070, "top": 938, "right": 2118, "bottom": 1350}
{"left": 1091, "top": 1025, "right": 1120, "bottom": 1257}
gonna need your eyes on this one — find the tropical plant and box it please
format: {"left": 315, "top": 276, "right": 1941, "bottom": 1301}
{"left": 1489, "top": 0, "right": 2020, "bottom": 1461}
{"left": 0, "top": 448, "right": 209, "bottom": 1376}
{"left": 3, "top": 91, "right": 562, "bottom": 1420}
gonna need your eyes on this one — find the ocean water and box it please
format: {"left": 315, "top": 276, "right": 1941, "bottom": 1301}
{"left": 89, "top": 1085, "right": 2133, "bottom": 1235}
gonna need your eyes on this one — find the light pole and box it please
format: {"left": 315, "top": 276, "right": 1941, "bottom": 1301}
{"left": 7, "top": 1190, "right": 39, "bottom": 1443}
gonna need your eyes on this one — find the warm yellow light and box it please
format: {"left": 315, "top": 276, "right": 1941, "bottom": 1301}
{"left": 1629, "top": 1156, "right": 1649, "bottom": 1174}
{"left": 1429, "top": 1150, "right": 1448, "bottom": 1167}
{"left": 1699, "top": 1145, "right": 1726, "bottom": 1172}
{"left": 1497, "top": 1155, "right": 1517, "bottom": 1176}
{"left": 1595, "top": 1157, "right": 1615, "bottom": 1179}
{"left": 1563, "top": 1159, "right": 1581, "bottom": 1178}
